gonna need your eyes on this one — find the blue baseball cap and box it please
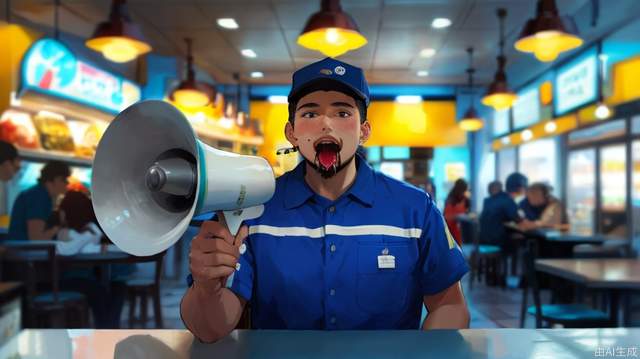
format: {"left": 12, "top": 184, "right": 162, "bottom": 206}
{"left": 288, "top": 57, "right": 370, "bottom": 106}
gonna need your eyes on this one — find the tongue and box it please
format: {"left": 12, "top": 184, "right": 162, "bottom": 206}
{"left": 318, "top": 149, "right": 338, "bottom": 169}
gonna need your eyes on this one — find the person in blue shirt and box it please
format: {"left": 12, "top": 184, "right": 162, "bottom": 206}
{"left": 8, "top": 160, "right": 70, "bottom": 240}
{"left": 0, "top": 141, "right": 20, "bottom": 182}
{"left": 479, "top": 173, "right": 533, "bottom": 281}
{"left": 181, "top": 58, "right": 470, "bottom": 342}
{"left": 479, "top": 172, "right": 529, "bottom": 246}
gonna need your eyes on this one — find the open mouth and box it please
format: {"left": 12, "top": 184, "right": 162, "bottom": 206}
{"left": 314, "top": 137, "right": 341, "bottom": 170}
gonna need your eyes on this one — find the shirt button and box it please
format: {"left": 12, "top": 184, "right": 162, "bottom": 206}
{"left": 328, "top": 206, "right": 336, "bottom": 213}
{"left": 329, "top": 288, "right": 336, "bottom": 296}
{"left": 330, "top": 316, "right": 336, "bottom": 324}
{"left": 330, "top": 244, "right": 336, "bottom": 252}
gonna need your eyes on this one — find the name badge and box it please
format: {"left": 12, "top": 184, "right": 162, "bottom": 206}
{"left": 377, "top": 255, "right": 396, "bottom": 269}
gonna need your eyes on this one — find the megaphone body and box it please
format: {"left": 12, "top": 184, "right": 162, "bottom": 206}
{"left": 91, "top": 100, "right": 275, "bottom": 256}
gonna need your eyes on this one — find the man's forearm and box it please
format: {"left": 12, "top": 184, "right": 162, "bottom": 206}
{"left": 422, "top": 304, "right": 470, "bottom": 329}
{"left": 180, "top": 284, "right": 245, "bottom": 343}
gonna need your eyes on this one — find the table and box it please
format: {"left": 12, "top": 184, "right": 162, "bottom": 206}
{"left": 0, "top": 241, "right": 161, "bottom": 289}
{"left": 1, "top": 328, "right": 639, "bottom": 359}
{"left": 536, "top": 259, "right": 640, "bottom": 326}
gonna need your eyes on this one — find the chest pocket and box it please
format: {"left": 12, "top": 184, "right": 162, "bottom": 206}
{"left": 356, "top": 237, "right": 419, "bottom": 316}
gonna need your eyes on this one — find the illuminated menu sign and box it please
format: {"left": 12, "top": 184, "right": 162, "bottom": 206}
{"left": 513, "top": 87, "right": 540, "bottom": 129}
{"left": 20, "top": 38, "right": 141, "bottom": 114}
{"left": 554, "top": 48, "right": 598, "bottom": 116}
{"left": 493, "top": 109, "right": 510, "bottom": 137}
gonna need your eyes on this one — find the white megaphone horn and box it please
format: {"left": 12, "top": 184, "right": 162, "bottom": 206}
{"left": 91, "top": 100, "right": 275, "bottom": 256}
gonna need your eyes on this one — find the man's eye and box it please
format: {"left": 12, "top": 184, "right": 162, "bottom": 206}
{"left": 337, "top": 111, "right": 352, "bottom": 118}
{"left": 301, "top": 112, "right": 317, "bottom": 118}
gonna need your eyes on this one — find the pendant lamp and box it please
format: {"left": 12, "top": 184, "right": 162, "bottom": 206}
{"left": 482, "top": 8, "right": 518, "bottom": 111}
{"left": 514, "top": 0, "right": 583, "bottom": 62}
{"left": 170, "top": 38, "right": 213, "bottom": 108}
{"left": 297, "top": 0, "right": 367, "bottom": 57}
{"left": 459, "top": 47, "right": 484, "bottom": 132}
{"left": 85, "top": 0, "right": 152, "bottom": 63}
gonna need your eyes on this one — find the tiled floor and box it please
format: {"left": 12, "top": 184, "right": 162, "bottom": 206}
{"left": 119, "top": 273, "right": 544, "bottom": 329}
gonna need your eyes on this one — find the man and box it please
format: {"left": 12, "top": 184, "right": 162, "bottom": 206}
{"left": 0, "top": 140, "right": 20, "bottom": 182}
{"left": 181, "top": 58, "right": 470, "bottom": 343}
{"left": 479, "top": 172, "right": 530, "bottom": 281}
{"left": 479, "top": 173, "right": 528, "bottom": 246}
{"left": 487, "top": 180, "right": 502, "bottom": 197}
{"left": 8, "top": 160, "right": 70, "bottom": 240}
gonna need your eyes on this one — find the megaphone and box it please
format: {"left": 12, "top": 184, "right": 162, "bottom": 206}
{"left": 91, "top": 100, "right": 275, "bottom": 256}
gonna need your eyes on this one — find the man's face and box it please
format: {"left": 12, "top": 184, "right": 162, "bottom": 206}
{"left": 285, "top": 90, "right": 370, "bottom": 177}
{"left": 50, "top": 176, "right": 69, "bottom": 197}
{"left": 0, "top": 158, "right": 21, "bottom": 182}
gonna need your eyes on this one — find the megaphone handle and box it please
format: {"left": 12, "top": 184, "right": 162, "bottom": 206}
{"left": 221, "top": 210, "right": 243, "bottom": 238}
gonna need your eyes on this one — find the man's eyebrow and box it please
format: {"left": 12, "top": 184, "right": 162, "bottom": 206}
{"left": 296, "top": 103, "right": 319, "bottom": 111}
{"left": 331, "top": 102, "right": 355, "bottom": 108}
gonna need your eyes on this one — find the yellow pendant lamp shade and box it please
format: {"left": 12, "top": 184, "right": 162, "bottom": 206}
{"left": 459, "top": 107, "right": 484, "bottom": 132}
{"left": 85, "top": 0, "right": 151, "bottom": 63}
{"left": 482, "top": 92, "right": 518, "bottom": 111}
{"left": 514, "top": 0, "right": 583, "bottom": 62}
{"left": 171, "top": 88, "right": 210, "bottom": 108}
{"left": 460, "top": 47, "right": 484, "bottom": 132}
{"left": 297, "top": 0, "right": 367, "bottom": 57}
{"left": 169, "top": 39, "right": 214, "bottom": 108}
{"left": 86, "top": 36, "right": 151, "bottom": 63}
{"left": 482, "top": 9, "right": 518, "bottom": 111}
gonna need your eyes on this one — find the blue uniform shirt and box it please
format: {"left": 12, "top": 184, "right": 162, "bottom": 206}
{"left": 8, "top": 184, "right": 53, "bottom": 241}
{"left": 212, "top": 156, "right": 468, "bottom": 330}
{"left": 479, "top": 191, "right": 521, "bottom": 245}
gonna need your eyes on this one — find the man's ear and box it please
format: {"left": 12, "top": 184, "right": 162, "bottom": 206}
{"left": 285, "top": 121, "right": 298, "bottom": 147}
{"left": 359, "top": 120, "right": 371, "bottom": 145}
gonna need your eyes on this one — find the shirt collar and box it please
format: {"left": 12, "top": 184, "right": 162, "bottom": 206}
{"left": 284, "top": 154, "right": 376, "bottom": 209}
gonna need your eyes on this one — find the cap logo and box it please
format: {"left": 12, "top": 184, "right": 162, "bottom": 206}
{"left": 320, "top": 69, "right": 333, "bottom": 75}
{"left": 334, "top": 66, "right": 346, "bottom": 76}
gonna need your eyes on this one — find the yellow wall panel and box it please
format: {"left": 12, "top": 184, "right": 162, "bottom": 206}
{"left": 365, "top": 101, "right": 465, "bottom": 147}
{"left": 0, "top": 24, "right": 42, "bottom": 112}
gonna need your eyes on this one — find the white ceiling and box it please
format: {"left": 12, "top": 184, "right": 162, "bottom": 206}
{"left": 4, "top": 0, "right": 640, "bottom": 87}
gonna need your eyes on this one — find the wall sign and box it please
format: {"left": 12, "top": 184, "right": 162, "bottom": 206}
{"left": 513, "top": 87, "right": 540, "bottom": 129}
{"left": 493, "top": 109, "right": 510, "bottom": 137}
{"left": 20, "top": 38, "right": 141, "bottom": 114}
{"left": 554, "top": 48, "right": 598, "bottom": 116}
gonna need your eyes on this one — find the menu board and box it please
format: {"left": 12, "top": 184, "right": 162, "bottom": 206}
{"left": 492, "top": 109, "right": 510, "bottom": 137}
{"left": 554, "top": 47, "right": 598, "bottom": 116}
{"left": 513, "top": 87, "right": 540, "bottom": 129}
{"left": 21, "top": 38, "right": 141, "bottom": 114}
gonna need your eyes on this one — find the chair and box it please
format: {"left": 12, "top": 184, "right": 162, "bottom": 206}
{"left": 458, "top": 217, "right": 503, "bottom": 289}
{"left": 126, "top": 252, "right": 165, "bottom": 328}
{"left": 1, "top": 242, "right": 89, "bottom": 328}
{"left": 520, "top": 239, "right": 612, "bottom": 328}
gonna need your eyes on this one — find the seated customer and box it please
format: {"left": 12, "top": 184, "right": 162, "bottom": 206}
{"left": 479, "top": 173, "right": 529, "bottom": 246}
{"left": 519, "top": 182, "right": 566, "bottom": 230}
{"left": 8, "top": 161, "right": 69, "bottom": 240}
{"left": 56, "top": 191, "right": 102, "bottom": 255}
{"left": 444, "top": 178, "right": 470, "bottom": 246}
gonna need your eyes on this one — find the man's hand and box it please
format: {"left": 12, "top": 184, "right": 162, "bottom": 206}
{"left": 189, "top": 216, "right": 248, "bottom": 295}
